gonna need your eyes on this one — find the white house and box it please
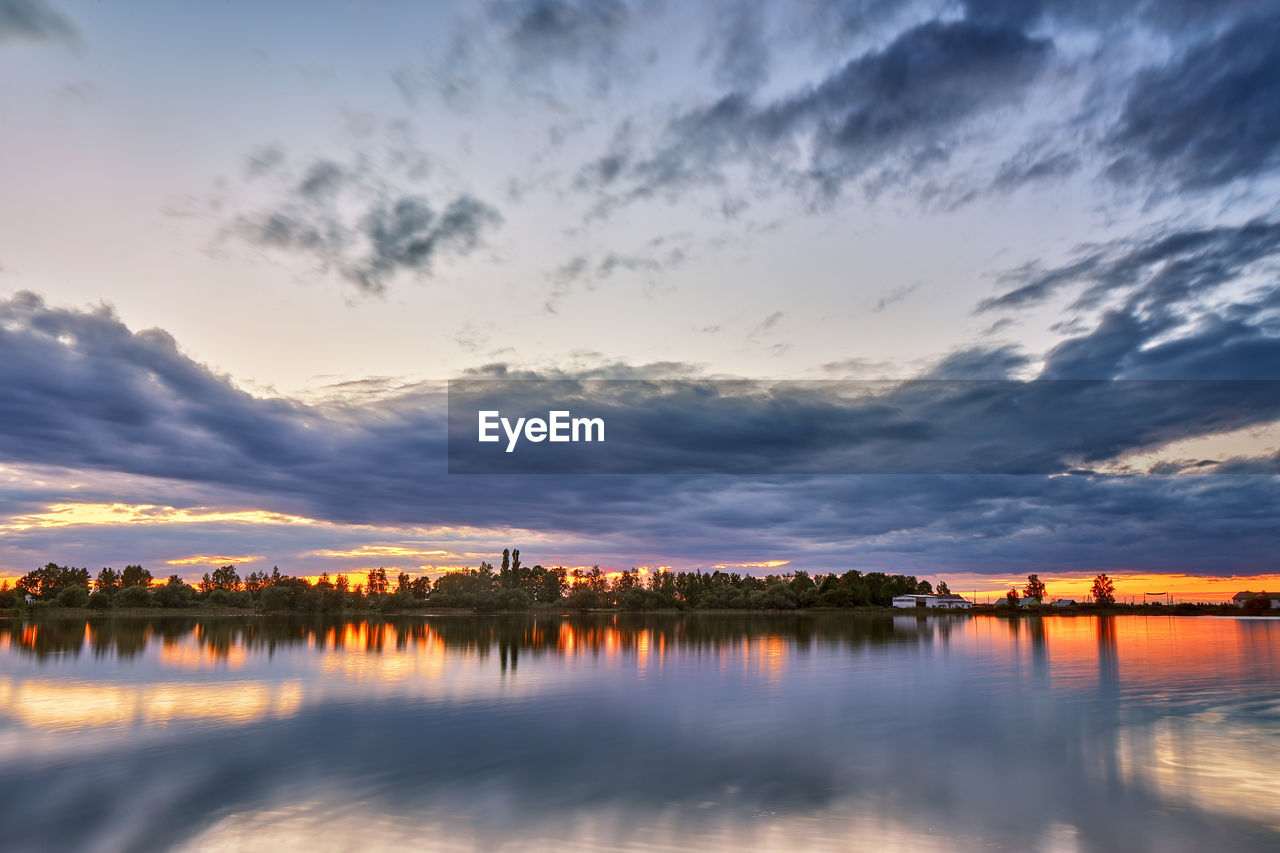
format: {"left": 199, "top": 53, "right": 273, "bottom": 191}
{"left": 891, "top": 593, "right": 972, "bottom": 610}
{"left": 1232, "top": 591, "right": 1280, "bottom": 608}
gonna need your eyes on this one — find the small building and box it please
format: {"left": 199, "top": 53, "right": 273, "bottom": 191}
{"left": 995, "top": 597, "right": 1038, "bottom": 607}
{"left": 1232, "top": 591, "right": 1280, "bottom": 608}
{"left": 891, "top": 593, "right": 971, "bottom": 610}
{"left": 1053, "top": 599, "right": 1077, "bottom": 607}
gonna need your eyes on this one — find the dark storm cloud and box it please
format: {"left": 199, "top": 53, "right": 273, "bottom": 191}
{"left": 450, "top": 375, "right": 1280, "bottom": 475}
{"left": 980, "top": 216, "right": 1280, "bottom": 315}
{"left": 1040, "top": 309, "right": 1280, "bottom": 380}
{"left": 0, "top": 0, "right": 77, "bottom": 47}
{"left": 1106, "top": 12, "right": 1280, "bottom": 193}
{"left": 605, "top": 18, "right": 1053, "bottom": 206}
{"left": 2, "top": 293, "right": 1278, "bottom": 574}
{"left": 230, "top": 152, "right": 502, "bottom": 295}
{"left": 979, "top": 215, "right": 1280, "bottom": 381}
{"left": 550, "top": 1, "right": 1279, "bottom": 221}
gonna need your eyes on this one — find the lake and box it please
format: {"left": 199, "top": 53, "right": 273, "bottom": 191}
{"left": 1, "top": 613, "right": 1277, "bottom": 851}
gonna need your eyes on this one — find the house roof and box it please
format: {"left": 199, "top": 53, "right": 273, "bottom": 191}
{"left": 1233, "top": 591, "right": 1280, "bottom": 601}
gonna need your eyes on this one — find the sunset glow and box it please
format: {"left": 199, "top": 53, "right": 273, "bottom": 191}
{"left": 943, "top": 573, "right": 1280, "bottom": 604}
{"left": 4, "top": 1, "right": 1279, "bottom": 849}
{"left": 0, "top": 503, "right": 320, "bottom": 531}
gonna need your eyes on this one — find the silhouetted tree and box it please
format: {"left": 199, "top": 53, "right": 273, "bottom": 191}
{"left": 537, "top": 566, "right": 567, "bottom": 603}
{"left": 18, "top": 564, "right": 91, "bottom": 600}
{"left": 1006, "top": 588, "right": 1021, "bottom": 606}
{"left": 1024, "top": 574, "right": 1046, "bottom": 602}
{"left": 937, "top": 581, "right": 951, "bottom": 595}
{"left": 121, "top": 565, "right": 152, "bottom": 589}
{"left": 153, "top": 575, "right": 194, "bottom": 608}
{"left": 1091, "top": 574, "right": 1115, "bottom": 606}
{"left": 366, "top": 567, "right": 389, "bottom": 596}
{"left": 789, "top": 570, "right": 816, "bottom": 596}
{"left": 200, "top": 564, "right": 241, "bottom": 592}
{"left": 95, "top": 567, "right": 122, "bottom": 593}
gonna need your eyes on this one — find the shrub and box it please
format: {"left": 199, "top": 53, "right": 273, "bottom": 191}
{"left": 115, "top": 585, "right": 153, "bottom": 608}
{"left": 153, "top": 578, "right": 194, "bottom": 608}
{"left": 1242, "top": 596, "right": 1273, "bottom": 614}
{"left": 491, "top": 588, "right": 533, "bottom": 611}
{"left": 622, "top": 588, "right": 655, "bottom": 611}
{"left": 565, "top": 587, "right": 600, "bottom": 612}
{"left": 88, "top": 591, "right": 114, "bottom": 610}
{"left": 752, "top": 582, "right": 798, "bottom": 610}
{"left": 56, "top": 584, "right": 90, "bottom": 608}
{"left": 259, "top": 585, "right": 292, "bottom": 612}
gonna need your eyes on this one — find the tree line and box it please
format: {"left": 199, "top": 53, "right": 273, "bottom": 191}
{"left": 0, "top": 550, "right": 942, "bottom": 614}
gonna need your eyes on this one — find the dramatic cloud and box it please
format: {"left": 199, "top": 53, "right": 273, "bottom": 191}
{"left": 546, "top": 0, "right": 1280, "bottom": 223}
{"left": 1106, "top": 11, "right": 1280, "bottom": 192}
{"left": 980, "top": 216, "right": 1280, "bottom": 316}
{"left": 0, "top": 0, "right": 76, "bottom": 47}
{"left": 617, "top": 18, "right": 1053, "bottom": 204}
{"left": 2, "top": 292, "right": 1277, "bottom": 575}
{"left": 230, "top": 152, "right": 502, "bottom": 295}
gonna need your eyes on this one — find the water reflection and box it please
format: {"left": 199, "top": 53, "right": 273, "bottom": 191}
{"left": 0, "top": 614, "right": 1276, "bottom": 851}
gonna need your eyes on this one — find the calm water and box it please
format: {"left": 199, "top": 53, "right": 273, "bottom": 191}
{"left": 1, "top": 614, "right": 1277, "bottom": 852}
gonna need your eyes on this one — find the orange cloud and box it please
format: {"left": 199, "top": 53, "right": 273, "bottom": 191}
{"left": 306, "top": 546, "right": 451, "bottom": 559}
{"left": 167, "top": 555, "right": 261, "bottom": 567}
{"left": 0, "top": 502, "right": 318, "bottom": 531}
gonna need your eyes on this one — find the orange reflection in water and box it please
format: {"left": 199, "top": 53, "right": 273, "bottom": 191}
{"left": 0, "top": 680, "right": 304, "bottom": 732}
{"left": 962, "top": 613, "right": 1280, "bottom": 695}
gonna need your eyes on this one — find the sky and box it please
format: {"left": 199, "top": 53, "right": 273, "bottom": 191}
{"left": 1, "top": 0, "right": 1279, "bottom": 599}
